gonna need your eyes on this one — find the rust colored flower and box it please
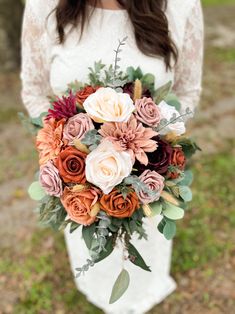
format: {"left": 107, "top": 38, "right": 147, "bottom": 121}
{"left": 61, "top": 186, "right": 100, "bottom": 225}
{"left": 100, "top": 189, "right": 139, "bottom": 218}
{"left": 56, "top": 147, "right": 87, "bottom": 183}
{"left": 99, "top": 116, "right": 158, "bottom": 166}
{"left": 76, "top": 85, "right": 100, "bottom": 105}
{"left": 36, "top": 118, "right": 66, "bottom": 165}
{"left": 168, "top": 147, "right": 186, "bottom": 179}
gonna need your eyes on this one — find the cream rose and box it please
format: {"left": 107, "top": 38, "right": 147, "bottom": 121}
{"left": 158, "top": 101, "right": 186, "bottom": 136}
{"left": 83, "top": 87, "right": 135, "bottom": 123}
{"left": 85, "top": 140, "right": 133, "bottom": 194}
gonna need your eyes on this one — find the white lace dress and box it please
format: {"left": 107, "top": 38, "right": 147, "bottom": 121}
{"left": 21, "top": 1, "right": 204, "bottom": 313}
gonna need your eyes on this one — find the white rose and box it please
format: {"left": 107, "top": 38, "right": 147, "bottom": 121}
{"left": 83, "top": 87, "right": 135, "bottom": 123}
{"left": 158, "top": 101, "right": 186, "bottom": 136}
{"left": 85, "top": 140, "right": 133, "bottom": 194}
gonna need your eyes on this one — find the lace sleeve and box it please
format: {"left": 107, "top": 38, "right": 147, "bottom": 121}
{"left": 172, "top": 0, "right": 204, "bottom": 118}
{"left": 20, "top": 0, "right": 53, "bottom": 118}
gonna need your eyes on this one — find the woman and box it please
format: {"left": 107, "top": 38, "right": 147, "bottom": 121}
{"left": 21, "top": 0, "right": 203, "bottom": 313}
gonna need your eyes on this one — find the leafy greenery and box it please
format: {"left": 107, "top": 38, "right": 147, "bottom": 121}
{"left": 109, "top": 269, "right": 130, "bottom": 304}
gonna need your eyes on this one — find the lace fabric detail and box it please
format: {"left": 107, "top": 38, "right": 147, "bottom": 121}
{"left": 172, "top": 0, "right": 204, "bottom": 116}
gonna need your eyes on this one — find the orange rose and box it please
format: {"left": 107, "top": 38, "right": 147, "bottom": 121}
{"left": 56, "top": 147, "right": 87, "bottom": 183}
{"left": 61, "top": 186, "right": 100, "bottom": 225}
{"left": 168, "top": 147, "right": 186, "bottom": 179}
{"left": 36, "top": 118, "right": 67, "bottom": 165}
{"left": 76, "top": 85, "right": 100, "bottom": 105}
{"left": 100, "top": 190, "right": 139, "bottom": 218}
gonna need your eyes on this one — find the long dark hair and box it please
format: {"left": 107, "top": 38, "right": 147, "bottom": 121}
{"left": 53, "top": 0, "right": 178, "bottom": 69}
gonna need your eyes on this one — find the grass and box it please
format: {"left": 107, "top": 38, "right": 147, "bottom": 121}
{"left": 202, "top": 0, "right": 235, "bottom": 6}
{"left": 0, "top": 150, "right": 234, "bottom": 313}
{"left": 172, "top": 152, "right": 235, "bottom": 273}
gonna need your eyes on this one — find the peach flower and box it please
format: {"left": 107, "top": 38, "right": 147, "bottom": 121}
{"left": 61, "top": 186, "right": 100, "bottom": 225}
{"left": 83, "top": 87, "right": 135, "bottom": 123}
{"left": 36, "top": 118, "right": 66, "bottom": 165}
{"left": 99, "top": 116, "right": 158, "bottom": 165}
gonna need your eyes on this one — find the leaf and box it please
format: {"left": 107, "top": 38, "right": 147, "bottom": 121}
{"left": 70, "top": 221, "right": 81, "bottom": 233}
{"left": 128, "top": 242, "right": 151, "bottom": 272}
{"left": 31, "top": 112, "right": 47, "bottom": 128}
{"left": 109, "top": 269, "right": 130, "bottom": 304}
{"left": 179, "top": 186, "right": 193, "bottom": 202}
{"left": 157, "top": 218, "right": 166, "bottom": 234}
{"left": 154, "top": 81, "right": 172, "bottom": 104}
{"left": 178, "top": 170, "right": 194, "bottom": 186}
{"left": 28, "top": 181, "right": 46, "bottom": 201}
{"left": 163, "top": 220, "right": 176, "bottom": 240}
{"left": 163, "top": 202, "right": 185, "bottom": 220}
{"left": 164, "top": 93, "right": 181, "bottom": 112}
{"left": 95, "top": 236, "right": 114, "bottom": 263}
{"left": 82, "top": 224, "right": 96, "bottom": 250}
{"left": 149, "top": 202, "right": 162, "bottom": 216}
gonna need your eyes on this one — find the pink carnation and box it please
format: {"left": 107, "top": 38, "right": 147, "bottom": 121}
{"left": 99, "top": 116, "right": 158, "bottom": 165}
{"left": 63, "top": 113, "right": 94, "bottom": 145}
{"left": 39, "top": 160, "right": 63, "bottom": 197}
{"left": 137, "top": 170, "right": 165, "bottom": 204}
{"left": 135, "top": 97, "right": 161, "bottom": 127}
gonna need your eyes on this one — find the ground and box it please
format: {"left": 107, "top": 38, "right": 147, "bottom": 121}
{"left": 0, "top": 1, "right": 235, "bottom": 314}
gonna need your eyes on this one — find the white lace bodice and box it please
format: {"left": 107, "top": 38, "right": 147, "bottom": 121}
{"left": 21, "top": 0, "right": 204, "bottom": 118}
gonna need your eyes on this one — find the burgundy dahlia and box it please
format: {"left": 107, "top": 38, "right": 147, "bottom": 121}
{"left": 122, "top": 82, "right": 152, "bottom": 99}
{"left": 135, "top": 136, "right": 173, "bottom": 175}
{"left": 46, "top": 91, "right": 77, "bottom": 120}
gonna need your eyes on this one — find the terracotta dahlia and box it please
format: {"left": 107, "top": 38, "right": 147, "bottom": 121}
{"left": 99, "top": 116, "right": 158, "bottom": 165}
{"left": 47, "top": 91, "right": 77, "bottom": 120}
{"left": 36, "top": 118, "right": 67, "bottom": 165}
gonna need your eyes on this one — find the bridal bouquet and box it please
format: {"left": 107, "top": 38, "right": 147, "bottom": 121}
{"left": 25, "top": 38, "right": 199, "bottom": 303}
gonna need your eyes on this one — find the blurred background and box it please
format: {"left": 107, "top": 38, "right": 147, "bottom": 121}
{"left": 0, "top": 0, "right": 235, "bottom": 313}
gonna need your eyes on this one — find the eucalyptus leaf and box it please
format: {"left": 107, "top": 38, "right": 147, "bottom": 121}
{"left": 82, "top": 224, "right": 96, "bottom": 250}
{"left": 149, "top": 202, "right": 162, "bottom": 216}
{"left": 157, "top": 218, "right": 166, "bottom": 234}
{"left": 28, "top": 181, "right": 46, "bottom": 201}
{"left": 164, "top": 93, "right": 181, "bottom": 112}
{"left": 163, "top": 202, "right": 185, "bottom": 220}
{"left": 70, "top": 221, "right": 81, "bottom": 234}
{"left": 179, "top": 186, "right": 193, "bottom": 202}
{"left": 128, "top": 242, "right": 151, "bottom": 272}
{"left": 163, "top": 220, "right": 176, "bottom": 240}
{"left": 154, "top": 81, "right": 172, "bottom": 104}
{"left": 95, "top": 236, "right": 114, "bottom": 263}
{"left": 178, "top": 170, "right": 194, "bottom": 186}
{"left": 109, "top": 269, "right": 130, "bottom": 304}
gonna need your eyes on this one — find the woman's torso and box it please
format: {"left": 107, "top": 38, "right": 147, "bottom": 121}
{"left": 43, "top": 0, "right": 194, "bottom": 95}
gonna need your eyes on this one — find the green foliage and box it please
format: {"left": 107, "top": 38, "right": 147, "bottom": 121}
{"left": 163, "top": 219, "right": 177, "bottom": 240}
{"left": 109, "top": 269, "right": 130, "bottom": 304}
{"left": 36, "top": 195, "right": 67, "bottom": 230}
{"left": 127, "top": 242, "right": 151, "bottom": 272}
{"left": 149, "top": 202, "right": 162, "bottom": 216}
{"left": 126, "top": 66, "right": 155, "bottom": 93}
{"left": 82, "top": 224, "right": 96, "bottom": 250}
{"left": 154, "top": 81, "right": 172, "bottom": 104}
{"left": 175, "top": 138, "right": 201, "bottom": 158}
{"left": 163, "top": 202, "right": 185, "bottom": 220}
{"left": 81, "top": 129, "right": 102, "bottom": 150}
{"left": 28, "top": 181, "right": 46, "bottom": 201}
{"left": 164, "top": 93, "right": 181, "bottom": 111}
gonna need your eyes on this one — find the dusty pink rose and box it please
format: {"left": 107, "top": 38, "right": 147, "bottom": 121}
{"left": 99, "top": 116, "right": 158, "bottom": 165}
{"left": 63, "top": 113, "right": 94, "bottom": 145}
{"left": 39, "top": 160, "right": 63, "bottom": 197}
{"left": 137, "top": 170, "right": 165, "bottom": 204}
{"left": 135, "top": 97, "right": 161, "bottom": 127}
